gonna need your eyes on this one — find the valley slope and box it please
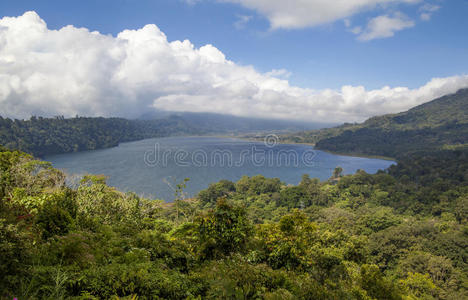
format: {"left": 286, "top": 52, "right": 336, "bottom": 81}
{"left": 282, "top": 88, "right": 468, "bottom": 159}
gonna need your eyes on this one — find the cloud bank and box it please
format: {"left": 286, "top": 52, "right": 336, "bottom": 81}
{"left": 1, "top": 12, "right": 467, "bottom": 123}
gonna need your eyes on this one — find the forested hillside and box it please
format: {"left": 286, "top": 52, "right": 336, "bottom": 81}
{"left": 282, "top": 88, "right": 468, "bottom": 158}
{"left": 1, "top": 146, "right": 466, "bottom": 299}
{"left": 0, "top": 113, "right": 324, "bottom": 158}
{"left": 0, "top": 116, "right": 200, "bottom": 157}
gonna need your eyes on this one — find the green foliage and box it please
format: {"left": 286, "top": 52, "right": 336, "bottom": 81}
{"left": 0, "top": 218, "right": 33, "bottom": 292}
{"left": 360, "top": 264, "right": 402, "bottom": 300}
{"left": 256, "top": 211, "right": 318, "bottom": 270}
{"left": 236, "top": 175, "right": 282, "bottom": 196}
{"left": 195, "top": 198, "right": 253, "bottom": 260}
{"left": 332, "top": 166, "right": 344, "bottom": 179}
{"left": 193, "top": 255, "right": 294, "bottom": 299}
{"left": 197, "top": 179, "right": 235, "bottom": 206}
{"left": 400, "top": 272, "right": 439, "bottom": 299}
{"left": 35, "top": 190, "right": 76, "bottom": 239}
{"left": 0, "top": 145, "right": 467, "bottom": 299}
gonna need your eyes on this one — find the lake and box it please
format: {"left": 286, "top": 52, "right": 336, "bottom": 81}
{"left": 44, "top": 136, "right": 395, "bottom": 201}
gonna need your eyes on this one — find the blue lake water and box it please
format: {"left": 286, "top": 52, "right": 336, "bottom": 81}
{"left": 44, "top": 137, "right": 395, "bottom": 201}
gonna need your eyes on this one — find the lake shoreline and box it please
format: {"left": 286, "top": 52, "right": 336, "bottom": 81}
{"left": 45, "top": 136, "right": 396, "bottom": 201}
{"left": 43, "top": 133, "right": 396, "bottom": 163}
{"left": 220, "top": 135, "right": 396, "bottom": 162}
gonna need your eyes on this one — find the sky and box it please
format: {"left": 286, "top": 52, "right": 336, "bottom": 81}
{"left": 0, "top": 0, "right": 467, "bottom": 123}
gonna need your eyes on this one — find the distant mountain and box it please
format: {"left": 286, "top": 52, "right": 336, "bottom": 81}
{"left": 282, "top": 88, "right": 468, "bottom": 159}
{"left": 140, "top": 111, "right": 333, "bottom": 133}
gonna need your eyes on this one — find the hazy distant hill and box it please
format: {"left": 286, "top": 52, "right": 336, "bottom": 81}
{"left": 141, "top": 111, "right": 331, "bottom": 133}
{"left": 283, "top": 88, "right": 468, "bottom": 158}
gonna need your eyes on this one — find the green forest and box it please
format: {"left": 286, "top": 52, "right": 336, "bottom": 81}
{"left": 1, "top": 144, "right": 467, "bottom": 299}
{"left": 0, "top": 116, "right": 200, "bottom": 157}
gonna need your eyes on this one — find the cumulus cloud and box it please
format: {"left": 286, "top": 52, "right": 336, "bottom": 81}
{"left": 1, "top": 12, "right": 468, "bottom": 123}
{"left": 221, "top": 0, "right": 421, "bottom": 29}
{"left": 357, "top": 12, "right": 415, "bottom": 41}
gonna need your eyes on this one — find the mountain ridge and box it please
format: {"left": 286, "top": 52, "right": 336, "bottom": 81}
{"left": 281, "top": 88, "right": 468, "bottom": 159}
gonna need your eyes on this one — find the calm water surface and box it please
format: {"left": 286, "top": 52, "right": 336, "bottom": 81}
{"left": 44, "top": 137, "right": 395, "bottom": 201}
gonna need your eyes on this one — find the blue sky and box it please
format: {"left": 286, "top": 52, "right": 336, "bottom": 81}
{"left": 0, "top": 0, "right": 467, "bottom": 122}
{"left": 2, "top": 0, "right": 467, "bottom": 89}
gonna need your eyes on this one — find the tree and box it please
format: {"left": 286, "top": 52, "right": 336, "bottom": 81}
{"left": 174, "top": 178, "right": 190, "bottom": 223}
{"left": 360, "top": 264, "right": 403, "bottom": 300}
{"left": 332, "top": 166, "right": 344, "bottom": 179}
{"left": 257, "top": 211, "right": 318, "bottom": 270}
{"left": 197, "top": 179, "right": 235, "bottom": 206}
{"left": 195, "top": 198, "right": 253, "bottom": 260}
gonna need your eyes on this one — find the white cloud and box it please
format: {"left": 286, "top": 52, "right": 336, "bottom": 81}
{"left": 234, "top": 15, "right": 253, "bottom": 29}
{"left": 188, "top": 1, "right": 438, "bottom": 39}
{"left": 344, "top": 19, "right": 352, "bottom": 28}
{"left": 357, "top": 12, "right": 415, "bottom": 41}
{"left": 1, "top": 12, "right": 468, "bottom": 123}
{"left": 221, "top": 0, "right": 421, "bottom": 29}
{"left": 351, "top": 26, "right": 363, "bottom": 34}
{"left": 420, "top": 13, "right": 430, "bottom": 21}
{"left": 419, "top": 3, "right": 440, "bottom": 21}
{"left": 264, "top": 69, "right": 292, "bottom": 79}
{"left": 344, "top": 19, "right": 363, "bottom": 34}
{"left": 420, "top": 3, "right": 441, "bottom": 12}
{"left": 183, "top": 0, "right": 201, "bottom": 5}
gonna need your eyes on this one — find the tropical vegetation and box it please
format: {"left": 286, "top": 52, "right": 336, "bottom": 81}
{"left": 0, "top": 145, "right": 466, "bottom": 299}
